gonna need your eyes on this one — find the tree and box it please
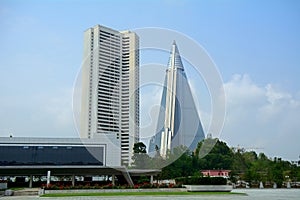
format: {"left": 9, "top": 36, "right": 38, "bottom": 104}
{"left": 150, "top": 145, "right": 165, "bottom": 169}
{"left": 132, "top": 142, "right": 151, "bottom": 169}
{"left": 195, "top": 139, "right": 234, "bottom": 170}
{"left": 133, "top": 142, "right": 147, "bottom": 154}
{"left": 154, "top": 138, "right": 300, "bottom": 185}
{"left": 159, "top": 147, "right": 194, "bottom": 179}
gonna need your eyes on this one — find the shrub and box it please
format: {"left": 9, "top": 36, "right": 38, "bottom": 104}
{"left": 43, "top": 181, "right": 185, "bottom": 190}
{"left": 175, "top": 176, "right": 227, "bottom": 185}
{"left": 102, "top": 183, "right": 113, "bottom": 189}
{"left": 158, "top": 183, "right": 168, "bottom": 188}
{"left": 138, "top": 182, "right": 152, "bottom": 188}
{"left": 137, "top": 176, "right": 150, "bottom": 184}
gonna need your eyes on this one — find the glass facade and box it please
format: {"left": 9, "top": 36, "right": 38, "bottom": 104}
{"left": 0, "top": 146, "right": 103, "bottom": 166}
{"left": 148, "top": 42, "right": 205, "bottom": 155}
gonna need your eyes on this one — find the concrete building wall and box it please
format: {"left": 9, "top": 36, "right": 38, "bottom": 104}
{"left": 0, "top": 136, "right": 121, "bottom": 167}
{"left": 120, "top": 31, "right": 139, "bottom": 165}
{"left": 80, "top": 25, "right": 139, "bottom": 166}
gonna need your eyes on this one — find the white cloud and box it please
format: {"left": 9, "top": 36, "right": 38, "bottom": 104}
{"left": 225, "top": 74, "right": 266, "bottom": 107}
{"left": 221, "top": 74, "right": 300, "bottom": 160}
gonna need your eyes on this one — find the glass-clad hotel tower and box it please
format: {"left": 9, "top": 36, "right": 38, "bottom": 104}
{"left": 149, "top": 41, "right": 205, "bottom": 157}
{"left": 80, "top": 25, "right": 139, "bottom": 166}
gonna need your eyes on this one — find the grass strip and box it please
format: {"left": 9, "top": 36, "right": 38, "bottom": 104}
{"left": 41, "top": 191, "right": 246, "bottom": 197}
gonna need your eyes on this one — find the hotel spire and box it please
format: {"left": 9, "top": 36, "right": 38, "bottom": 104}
{"left": 149, "top": 41, "right": 205, "bottom": 158}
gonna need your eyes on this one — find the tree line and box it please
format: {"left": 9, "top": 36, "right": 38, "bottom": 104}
{"left": 132, "top": 138, "right": 300, "bottom": 187}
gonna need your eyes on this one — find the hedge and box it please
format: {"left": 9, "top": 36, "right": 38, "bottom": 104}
{"left": 175, "top": 176, "right": 227, "bottom": 185}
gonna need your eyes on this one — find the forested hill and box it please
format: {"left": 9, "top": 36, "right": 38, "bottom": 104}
{"left": 158, "top": 138, "right": 300, "bottom": 186}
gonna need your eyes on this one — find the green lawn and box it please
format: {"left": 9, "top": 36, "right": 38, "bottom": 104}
{"left": 42, "top": 191, "right": 246, "bottom": 197}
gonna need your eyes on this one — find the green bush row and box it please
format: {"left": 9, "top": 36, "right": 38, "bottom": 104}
{"left": 175, "top": 176, "right": 227, "bottom": 185}
{"left": 44, "top": 183, "right": 183, "bottom": 190}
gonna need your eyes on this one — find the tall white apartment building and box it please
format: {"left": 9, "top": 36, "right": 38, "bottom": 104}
{"left": 80, "top": 25, "right": 139, "bottom": 166}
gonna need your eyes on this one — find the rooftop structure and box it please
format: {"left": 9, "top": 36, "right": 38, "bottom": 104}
{"left": 201, "top": 170, "right": 231, "bottom": 178}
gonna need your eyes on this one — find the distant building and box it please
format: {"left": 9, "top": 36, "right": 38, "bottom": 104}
{"left": 80, "top": 25, "right": 140, "bottom": 166}
{"left": 201, "top": 170, "right": 231, "bottom": 178}
{"left": 148, "top": 41, "right": 205, "bottom": 157}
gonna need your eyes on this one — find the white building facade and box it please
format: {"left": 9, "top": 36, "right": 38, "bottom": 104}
{"left": 80, "top": 25, "right": 139, "bottom": 166}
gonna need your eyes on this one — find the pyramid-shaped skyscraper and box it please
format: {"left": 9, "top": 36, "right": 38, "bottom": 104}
{"left": 149, "top": 41, "right": 205, "bottom": 157}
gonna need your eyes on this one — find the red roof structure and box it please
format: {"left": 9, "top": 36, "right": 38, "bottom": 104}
{"left": 201, "top": 170, "right": 231, "bottom": 177}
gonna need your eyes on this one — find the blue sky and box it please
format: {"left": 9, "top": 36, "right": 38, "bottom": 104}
{"left": 0, "top": 0, "right": 300, "bottom": 160}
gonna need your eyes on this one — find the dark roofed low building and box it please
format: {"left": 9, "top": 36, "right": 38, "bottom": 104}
{"left": 0, "top": 136, "right": 120, "bottom": 167}
{"left": 0, "top": 137, "right": 160, "bottom": 187}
